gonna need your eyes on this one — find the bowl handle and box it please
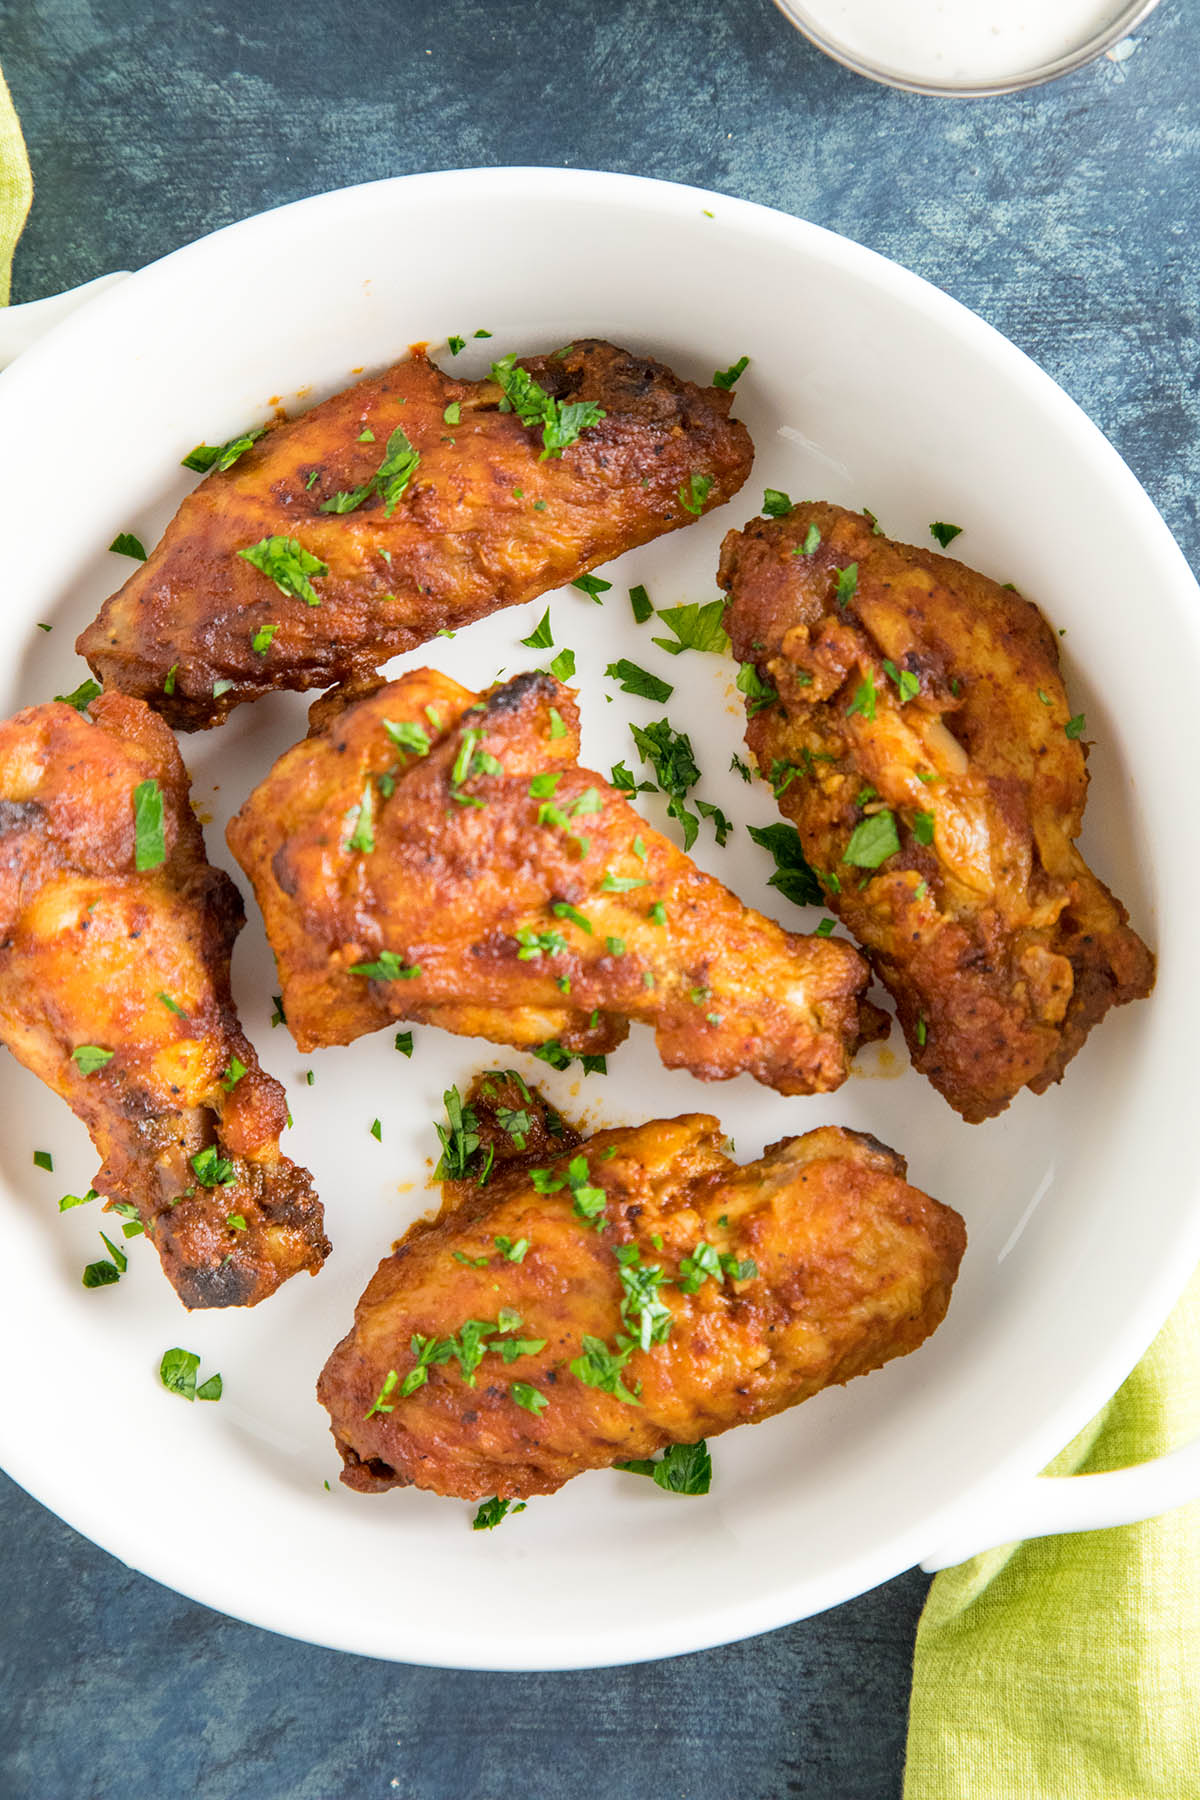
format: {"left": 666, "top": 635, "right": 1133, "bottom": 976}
{"left": 921, "top": 1431, "right": 1200, "bottom": 1570}
{"left": 0, "top": 272, "right": 130, "bottom": 371}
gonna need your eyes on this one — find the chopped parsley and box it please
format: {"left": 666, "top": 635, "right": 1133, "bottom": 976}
{"left": 629, "top": 719, "right": 702, "bottom": 851}
{"left": 551, "top": 901, "right": 593, "bottom": 935}
{"left": 132, "top": 779, "right": 166, "bottom": 871}
{"left": 548, "top": 707, "right": 568, "bottom": 739}
{"left": 833, "top": 564, "right": 859, "bottom": 607}
{"left": 845, "top": 670, "right": 877, "bottom": 722}
{"left": 747, "top": 822, "right": 824, "bottom": 908}
{"left": 163, "top": 665, "right": 178, "bottom": 695}
{"left": 916, "top": 1016, "right": 928, "bottom": 1047}
{"left": 605, "top": 660, "right": 674, "bottom": 703}
{"left": 843, "top": 811, "right": 900, "bottom": 869}
{"left": 345, "top": 779, "right": 376, "bottom": 853}
{"left": 515, "top": 926, "right": 569, "bottom": 960}
{"left": 797, "top": 523, "right": 821, "bottom": 556}
{"left": 394, "top": 1031, "right": 414, "bottom": 1057}
{"left": 930, "top": 521, "right": 963, "bottom": 548}
{"left": 447, "top": 335, "right": 466, "bottom": 355}
{"left": 712, "top": 355, "right": 749, "bottom": 390}
{"left": 735, "top": 662, "right": 777, "bottom": 716}
{"left": 443, "top": 401, "right": 462, "bottom": 426}
{"left": 191, "top": 1145, "right": 237, "bottom": 1187}
{"left": 434, "top": 1086, "right": 481, "bottom": 1181}
{"left": 366, "top": 1369, "right": 400, "bottom": 1416}
{"left": 160, "top": 1347, "right": 222, "bottom": 1402}
{"left": 472, "top": 1496, "right": 526, "bottom": 1530}
{"left": 911, "top": 811, "right": 935, "bottom": 846}
{"left": 548, "top": 647, "right": 576, "bottom": 682}
{"left": 58, "top": 1188, "right": 97, "bottom": 1212}
{"left": 883, "top": 659, "right": 920, "bottom": 703}
{"left": 510, "top": 1381, "right": 547, "bottom": 1415}
{"left": 1065, "top": 713, "right": 1086, "bottom": 739}
{"left": 615, "top": 1439, "right": 712, "bottom": 1494}
{"left": 490, "top": 352, "right": 606, "bottom": 459}
{"left": 570, "top": 1334, "right": 640, "bottom": 1405}
{"left": 238, "top": 536, "right": 328, "bottom": 606}
{"left": 56, "top": 678, "right": 102, "bottom": 713}
{"left": 182, "top": 426, "right": 265, "bottom": 473}
{"left": 218, "top": 1056, "right": 247, "bottom": 1092}
{"left": 730, "top": 753, "right": 753, "bottom": 783}
{"left": 679, "top": 473, "right": 713, "bottom": 516}
{"left": 158, "top": 991, "right": 187, "bottom": 1018}
{"left": 521, "top": 608, "right": 554, "bottom": 649}
{"left": 251, "top": 622, "right": 277, "bottom": 655}
{"left": 495, "top": 1235, "right": 529, "bottom": 1263}
{"left": 615, "top": 1245, "right": 673, "bottom": 1350}
{"left": 651, "top": 599, "right": 730, "bottom": 657}
{"left": 573, "top": 574, "right": 612, "bottom": 603}
{"left": 33, "top": 1151, "right": 53, "bottom": 1172}
{"left": 349, "top": 952, "right": 421, "bottom": 981}
{"left": 109, "top": 532, "right": 147, "bottom": 560}
{"left": 762, "top": 488, "right": 792, "bottom": 518}
{"left": 629, "top": 584, "right": 654, "bottom": 624}
{"left": 383, "top": 717, "right": 432, "bottom": 757}
{"left": 71, "top": 1046, "right": 113, "bottom": 1075}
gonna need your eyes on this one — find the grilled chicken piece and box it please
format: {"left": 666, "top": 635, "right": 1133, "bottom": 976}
{"left": 77, "top": 340, "right": 754, "bottom": 730}
{"left": 0, "top": 692, "right": 328, "bottom": 1307}
{"left": 226, "top": 668, "right": 876, "bottom": 1094}
{"left": 318, "top": 1074, "right": 965, "bottom": 1501}
{"left": 719, "top": 501, "right": 1155, "bottom": 1123}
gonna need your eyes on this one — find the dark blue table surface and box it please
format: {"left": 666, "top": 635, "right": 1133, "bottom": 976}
{"left": 1, "top": 3, "right": 1197, "bottom": 1796}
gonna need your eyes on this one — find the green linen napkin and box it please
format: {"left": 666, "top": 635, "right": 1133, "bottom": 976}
{"left": 906, "top": 1264, "right": 1200, "bottom": 1800}
{"left": 0, "top": 63, "right": 32, "bottom": 304}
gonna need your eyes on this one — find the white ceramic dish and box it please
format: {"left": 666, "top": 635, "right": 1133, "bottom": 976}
{"left": 772, "top": 0, "right": 1162, "bottom": 97}
{"left": 1, "top": 169, "right": 1198, "bottom": 1671}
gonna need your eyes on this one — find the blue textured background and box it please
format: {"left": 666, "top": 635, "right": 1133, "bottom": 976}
{"left": 1, "top": 3, "right": 1197, "bottom": 1796}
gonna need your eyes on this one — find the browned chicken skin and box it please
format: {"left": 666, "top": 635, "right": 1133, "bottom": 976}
{"left": 77, "top": 340, "right": 754, "bottom": 729}
{"left": 318, "top": 1073, "right": 965, "bottom": 1501}
{"left": 0, "top": 692, "right": 329, "bottom": 1307}
{"left": 719, "top": 502, "right": 1155, "bottom": 1123}
{"left": 226, "top": 668, "right": 875, "bottom": 1094}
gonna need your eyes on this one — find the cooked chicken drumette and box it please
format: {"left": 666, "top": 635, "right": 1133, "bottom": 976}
{"left": 0, "top": 692, "right": 328, "bottom": 1307}
{"left": 318, "top": 1072, "right": 965, "bottom": 1501}
{"left": 77, "top": 339, "right": 754, "bottom": 729}
{"left": 718, "top": 501, "right": 1155, "bottom": 1123}
{"left": 226, "top": 668, "right": 878, "bottom": 1094}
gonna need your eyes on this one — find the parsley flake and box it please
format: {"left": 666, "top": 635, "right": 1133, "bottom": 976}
{"left": 238, "top": 536, "right": 328, "bottom": 606}
{"left": 605, "top": 660, "right": 674, "bottom": 703}
{"left": 629, "top": 584, "right": 654, "bottom": 624}
{"left": 615, "top": 1439, "right": 713, "bottom": 1494}
{"left": 762, "top": 488, "right": 792, "bottom": 518}
{"left": 109, "top": 532, "right": 147, "bottom": 561}
{"left": 182, "top": 427, "right": 265, "bottom": 474}
{"left": 651, "top": 599, "right": 730, "bottom": 657}
{"left": 930, "top": 521, "right": 963, "bottom": 548}
{"left": 71, "top": 1045, "right": 113, "bottom": 1075}
{"left": 843, "top": 811, "right": 900, "bottom": 869}
{"left": 679, "top": 473, "right": 713, "bottom": 516}
{"left": 520, "top": 608, "right": 554, "bottom": 649}
{"left": 712, "top": 356, "right": 749, "bottom": 391}
{"left": 349, "top": 952, "right": 421, "bottom": 981}
{"left": 132, "top": 779, "right": 166, "bottom": 871}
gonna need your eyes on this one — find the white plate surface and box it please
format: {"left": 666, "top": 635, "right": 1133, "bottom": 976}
{"left": 0, "top": 169, "right": 1196, "bottom": 1669}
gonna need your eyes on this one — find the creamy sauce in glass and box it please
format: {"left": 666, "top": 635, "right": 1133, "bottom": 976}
{"left": 793, "top": 0, "right": 1135, "bottom": 85}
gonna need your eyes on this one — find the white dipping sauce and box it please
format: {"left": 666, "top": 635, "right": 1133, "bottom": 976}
{"left": 793, "top": 0, "right": 1134, "bottom": 85}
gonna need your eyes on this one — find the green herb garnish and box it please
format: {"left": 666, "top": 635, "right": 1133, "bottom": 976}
{"left": 238, "top": 536, "right": 328, "bottom": 606}
{"left": 132, "top": 779, "right": 166, "bottom": 871}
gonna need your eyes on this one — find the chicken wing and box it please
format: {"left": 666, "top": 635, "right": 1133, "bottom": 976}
{"left": 226, "top": 668, "right": 876, "bottom": 1094}
{"left": 318, "top": 1073, "right": 965, "bottom": 1501}
{"left": 718, "top": 501, "right": 1155, "bottom": 1123}
{"left": 77, "top": 340, "right": 754, "bottom": 730}
{"left": 0, "top": 691, "right": 329, "bottom": 1307}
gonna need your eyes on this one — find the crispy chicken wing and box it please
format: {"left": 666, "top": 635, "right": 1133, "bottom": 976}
{"left": 0, "top": 692, "right": 329, "bottom": 1307}
{"left": 77, "top": 340, "right": 753, "bottom": 730}
{"left": 718, "top": 502, "right": 1155, "bottom": 1123}
{"left": 226, "top": 668, "right": 875, "bottom": 1094}
{"left": 318, "top": 1073, "right": 965, "bottom": 1501}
